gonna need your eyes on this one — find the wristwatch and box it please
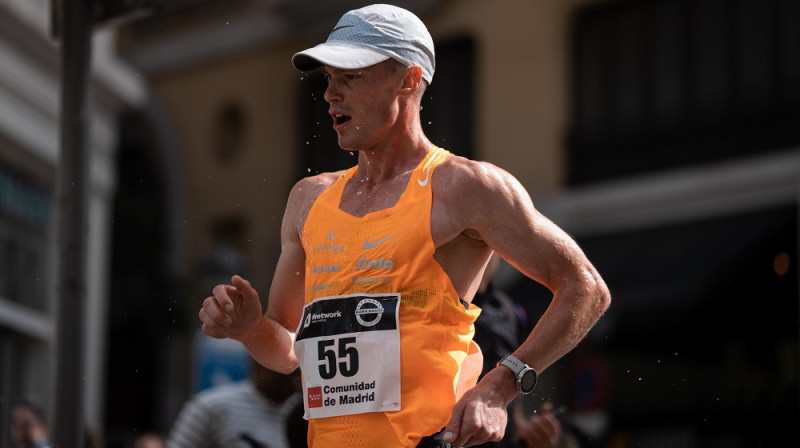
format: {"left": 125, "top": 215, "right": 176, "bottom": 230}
{"left": 497, "top": 354, "right": 538, "bottom": 394}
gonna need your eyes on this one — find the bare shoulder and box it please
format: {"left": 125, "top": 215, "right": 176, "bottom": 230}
{"left": 284, "top": 170, "right": 347, "bottom": 235}
{"left": 433, "top": 155, "right": 528, "bottom": 209}
{"left": 290, "top": 171, "right": 344, "bottom": 203}
{"left": 431, "top": 154, "right": 534, "bottom": 240}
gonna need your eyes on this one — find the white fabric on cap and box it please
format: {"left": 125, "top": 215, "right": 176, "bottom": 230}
{"left": 291, "top": 4, "right": 435, "bottom": 84}
{"left": 292, "top": 42, "right": 390, "bottom": 72}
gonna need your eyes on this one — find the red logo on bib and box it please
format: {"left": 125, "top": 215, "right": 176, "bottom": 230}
{"left": 308, "top": 386, "right": 323, "bottom": 408}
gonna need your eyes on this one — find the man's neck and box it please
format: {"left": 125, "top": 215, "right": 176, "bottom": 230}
{"left": 354, "top": 111, "right": 433, "bottom": 183}
{"left": 357, "top": 143, "right": 430, "bottom": 180}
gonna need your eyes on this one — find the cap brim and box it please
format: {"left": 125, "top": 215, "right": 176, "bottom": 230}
{"left": 292, "top": 42, "right": 391, "bottom": 72}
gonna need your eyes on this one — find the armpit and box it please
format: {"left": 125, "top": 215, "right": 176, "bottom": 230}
{"left": 462, "top": 228, "right": 483, "bottom": 240}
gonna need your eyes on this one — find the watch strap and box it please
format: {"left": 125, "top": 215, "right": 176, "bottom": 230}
{"left": 498, "top": 354, "right": 537, "bottom": 394}
{"left": 498, "top": 354, "right": 526, "bottom": 375}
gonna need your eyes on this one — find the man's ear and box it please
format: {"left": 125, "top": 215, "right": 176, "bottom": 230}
{"left": 400, "top": 65, "right": 423, "bottom": 97}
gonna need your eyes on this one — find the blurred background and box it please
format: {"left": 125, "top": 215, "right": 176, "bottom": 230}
{"left": 1, "top": 0, "right": 798, "bottom": 447}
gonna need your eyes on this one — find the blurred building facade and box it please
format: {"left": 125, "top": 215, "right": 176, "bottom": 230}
{"left": 0, "top": 0, "right": 144, "bottom": 445}
{"left": 2, "top": 0, "right": 790, "bottom": 447}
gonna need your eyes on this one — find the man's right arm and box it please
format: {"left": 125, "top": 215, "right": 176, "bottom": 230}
{"left": 235, "top": 229, "right": 306, "bottom": 374}
{"left": 199, "top": 176, "right": 329, "bottom": 374}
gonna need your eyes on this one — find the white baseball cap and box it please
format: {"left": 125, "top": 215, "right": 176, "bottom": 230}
{"left": 291, "top": 4, "right": 435, "bottom": 84}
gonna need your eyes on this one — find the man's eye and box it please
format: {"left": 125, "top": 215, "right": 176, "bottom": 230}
{"left": 345, "top": 74, "right": 359, "bottom": 80}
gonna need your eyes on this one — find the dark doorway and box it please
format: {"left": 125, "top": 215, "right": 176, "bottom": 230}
{"left": 105, "top": 110, "right": 188, "bottom": 447}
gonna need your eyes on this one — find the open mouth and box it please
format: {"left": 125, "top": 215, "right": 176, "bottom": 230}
{"left": 333, "top": 114, "right": 352, "bottom": 126}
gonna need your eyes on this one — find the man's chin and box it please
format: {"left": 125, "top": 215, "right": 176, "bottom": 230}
{"left": 337, "top": 138, "right": 360, "bottom": 152}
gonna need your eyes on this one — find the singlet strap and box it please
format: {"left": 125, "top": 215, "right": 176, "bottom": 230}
{"left": 310, "top": 147, "right": 451, "bottom": 214}
{"left": 312, "top": 166, "right": 357, "bottom": 210}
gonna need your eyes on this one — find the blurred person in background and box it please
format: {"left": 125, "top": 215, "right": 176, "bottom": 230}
{"left": 167, "top": 358, "right": 300, "bottom": 448}
{"left": 284, "top": 399, "right": 308, "bottom": 448}
{"left": 471, "top": 254, "right": 530, "bottom": 448}
{"left": 11, "top": 401, "right": 51, "bottom": 448}
{"left": 128, "top": 432, "right": 166, "bottom": 448}
{"left": 85, "top": 425, "right": 105, "bottom": 448}
{"left": 199, "top": 4, "right": 610, "bottom": 447}
{"left": 471, "top": 255, "right": 527, "bottom": 383}
{"left": 512, "top": 404, "right": 573, "bottom": 448}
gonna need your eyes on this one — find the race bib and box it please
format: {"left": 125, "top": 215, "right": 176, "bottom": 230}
{"left": 295, "top": 293, "right": 401, "bottom": 419}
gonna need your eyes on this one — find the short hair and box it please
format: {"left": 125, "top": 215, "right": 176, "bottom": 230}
{"left": 416, "top": 79, "right": 429, "bottom": 102}
{"left": 13, "top": 400, "right": 48, "bottom": 424}
{"left": 384, "top": 59, "right": 428, "bottom": 103}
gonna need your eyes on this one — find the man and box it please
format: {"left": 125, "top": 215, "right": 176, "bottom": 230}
{"left": 131, "top": 433, "right": 166, "bottom": 448}
{"left": 199, "top": 4, "right": 610, "bottom": 448}
{"left": 11, "top": 402, "right": 51, "bottom": 448}
{"left": 167, "top": 358, "right": 300, "bottom": 448}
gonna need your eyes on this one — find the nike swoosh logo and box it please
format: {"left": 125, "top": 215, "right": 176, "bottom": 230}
{"left": 363, "top": 236, "right": 394, "bottom": 250}
{"left": 417, "top": 166, "right": 432, "bottom": 186}
{"left": 330, "top": 25, "right": 354, "bottom": 34}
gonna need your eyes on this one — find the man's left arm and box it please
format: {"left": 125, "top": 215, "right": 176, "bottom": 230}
{"left": 442, "top": 161, "right": 611, "bottom": 447}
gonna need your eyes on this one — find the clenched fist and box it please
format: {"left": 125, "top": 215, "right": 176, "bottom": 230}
{"left": 199, "top": 275, "right": 262, "bottom": 341}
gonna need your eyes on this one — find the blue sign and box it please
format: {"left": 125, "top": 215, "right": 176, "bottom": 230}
{"left": 193, "top": 330, "right": 252, "bottom": 392}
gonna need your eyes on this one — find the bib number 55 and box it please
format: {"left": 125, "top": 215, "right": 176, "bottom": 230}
{"left": 318, "top": 337, "right": 359, "bottom": 379}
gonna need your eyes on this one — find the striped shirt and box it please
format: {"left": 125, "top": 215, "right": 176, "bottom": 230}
{"left": 168, "top": 381, "right": 301, "bottom": 448}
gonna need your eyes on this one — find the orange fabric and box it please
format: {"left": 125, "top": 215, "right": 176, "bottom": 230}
{"left": 301, "top": 147, "right": 481, "bottom": 448}
{"left": 455, "top": 341, "right": 483, "bottom": 402}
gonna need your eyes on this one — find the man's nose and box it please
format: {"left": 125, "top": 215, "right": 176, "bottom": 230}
{"left": 324, "top": 78, "right": 342, "bottom": 103}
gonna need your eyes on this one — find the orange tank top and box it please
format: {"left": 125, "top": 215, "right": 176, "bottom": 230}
{"left": 296, "top": 147, "right": 481, "bottom": 448}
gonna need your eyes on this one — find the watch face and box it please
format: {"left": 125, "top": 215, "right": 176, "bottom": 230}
{"left": 520, "top": 370, "right": 537, "bottom": 392}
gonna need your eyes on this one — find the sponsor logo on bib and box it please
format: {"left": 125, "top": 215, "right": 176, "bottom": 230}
{"left": 308, "top": 386, "right": 323, "bottom": 408}
{"left": 355, "top": 298, "right": 384, "bottom": 327}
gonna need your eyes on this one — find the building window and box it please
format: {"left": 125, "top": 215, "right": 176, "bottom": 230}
{"left": 297, "top": 36, "right": 476, "bottom": 177}
{"left": 214, "top": 101, "right": 247, "bottom": 165}
{"left": 568, "top": 0, "right": 800, "bottom": 185}
{"left": 421, "top": 36, "right": 476, "bottom": 159}
{"left": 0, "top": 164, "right": 50, "bottom": 311}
